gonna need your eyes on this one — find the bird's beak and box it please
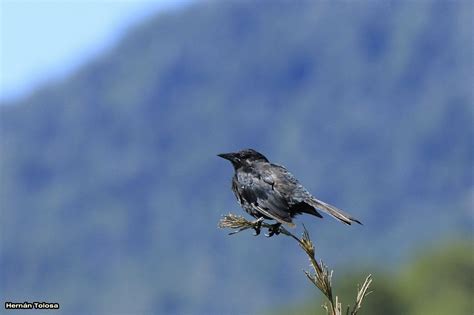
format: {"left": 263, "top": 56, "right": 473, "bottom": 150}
{"left": 217, "top": 152, "right": 236, "bottom": 161}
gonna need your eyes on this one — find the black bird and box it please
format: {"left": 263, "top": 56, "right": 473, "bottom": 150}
{"left": 218, "top": 149, "right": 361, "bottom": 236}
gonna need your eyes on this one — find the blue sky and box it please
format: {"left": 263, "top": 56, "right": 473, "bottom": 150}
{"left": 0, "top": 0, "right": 193, "bottom": 102}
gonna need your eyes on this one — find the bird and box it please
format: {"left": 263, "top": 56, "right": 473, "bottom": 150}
{"left": 218, "top": 148, "right": 361, "bottom": 236}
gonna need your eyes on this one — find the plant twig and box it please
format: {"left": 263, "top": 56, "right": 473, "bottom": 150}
{"left": 218, "top": 213, "right": 373, "bottom": 315}
{"left": 350, "top": 274, "right": 373, "bottom": 315}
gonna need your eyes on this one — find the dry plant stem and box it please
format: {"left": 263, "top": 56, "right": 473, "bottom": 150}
{"left": 218, "top": 213, "right": 372, "bottom": 315}
{"left": 349, "top": 274, "right": 373, "bottom": 315}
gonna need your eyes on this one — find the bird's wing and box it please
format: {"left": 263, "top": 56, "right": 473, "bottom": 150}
{"left": 237, "top": 171, "right": 295, "bottom": 226}
{"left": 261, "top": 163, "right": 312, "bottom": 204}
{"left": 264, "top": 164, "right": 361, "bottom": 225}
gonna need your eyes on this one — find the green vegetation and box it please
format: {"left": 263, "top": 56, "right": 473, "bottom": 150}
{"left": 0, "top": 1, "right": 472, "bottom": 314}
{"left": 276, "top": 242, "right": 473, "bottom": 315}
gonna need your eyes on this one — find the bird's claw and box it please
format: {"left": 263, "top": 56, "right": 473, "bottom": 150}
{"left": 265, "top": 223, "right": 281, "bottom": 237}
{"left": 252, "top": 218, "right": 264, "bottom": 236}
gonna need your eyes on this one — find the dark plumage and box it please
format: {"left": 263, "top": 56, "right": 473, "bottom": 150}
{"left": 218, "top": 149, "right": 361, "bottom": 234}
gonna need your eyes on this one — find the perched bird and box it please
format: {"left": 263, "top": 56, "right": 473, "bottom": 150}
{"left": 218, "top": 149, "right": 361, "bottom": 236}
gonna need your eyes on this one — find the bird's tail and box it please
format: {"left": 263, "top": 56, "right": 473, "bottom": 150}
{"left": 308, "top": 198, "right": 362, "bottom": 225}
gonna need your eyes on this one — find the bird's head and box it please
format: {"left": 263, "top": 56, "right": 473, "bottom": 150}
{"left": 217, "top": 149, "right": 269, "bottom": 168}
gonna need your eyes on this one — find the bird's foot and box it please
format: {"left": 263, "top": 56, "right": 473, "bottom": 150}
{"left": 252, "top": 217, "right": 264, "bottom": 236}
{"left": 265, "top": 223, "right": 282, "bottom": 237}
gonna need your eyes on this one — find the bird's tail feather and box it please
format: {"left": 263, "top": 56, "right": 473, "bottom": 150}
{"left": 308, "top": 198, "right": 362, "bottom": 225}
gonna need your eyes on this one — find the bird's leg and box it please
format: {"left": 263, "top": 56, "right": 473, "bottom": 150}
{"left": 252, "top": 217, "right": 264, "bottom": 236}
{"left": 265, "top": 223, "right": 282, "bottom": 237}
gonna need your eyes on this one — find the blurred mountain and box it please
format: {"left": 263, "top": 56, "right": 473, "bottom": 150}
{"left": 1, "top": 1, "right": 472, "bottom": 314}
